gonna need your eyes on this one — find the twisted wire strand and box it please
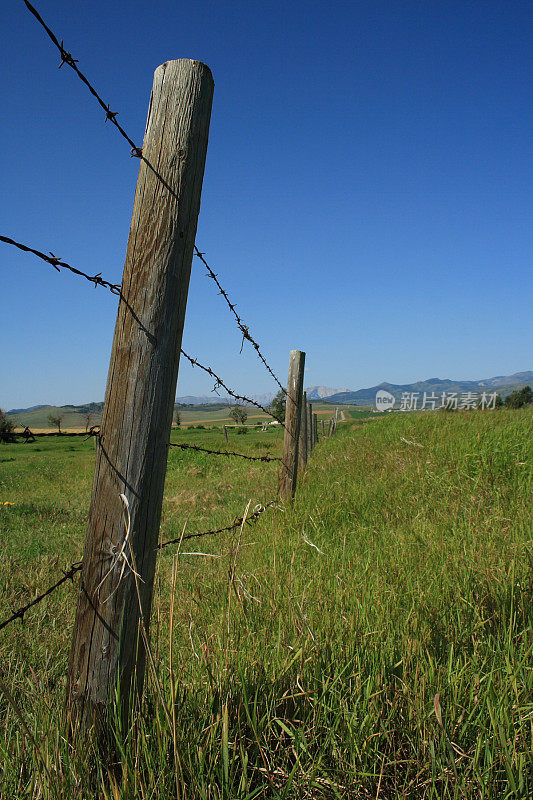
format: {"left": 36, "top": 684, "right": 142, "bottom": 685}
{"left": 20, "top": 0, "right": 288, "bottom": 396}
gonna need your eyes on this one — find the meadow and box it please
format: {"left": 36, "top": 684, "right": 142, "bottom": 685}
{"left": 0, "top": 409, "right": 531, "bottom": 799}
{"left": 6, "top": 401, "right": 357, "bottom": 432}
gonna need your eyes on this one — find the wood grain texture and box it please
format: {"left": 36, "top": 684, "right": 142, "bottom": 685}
{"left": 67, "top": 60, "right": 214, "bottom": 729}
{"left": 280, "top": 351, "right": 305, "bottom": 500}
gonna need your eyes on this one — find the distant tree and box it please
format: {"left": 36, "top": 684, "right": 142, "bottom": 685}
{"left": 494, "top": 394, "right": 504, "bottom": 408}
{"left": 48, "top": 413, "right": 65, "bottom": 434}
{"left": 268, "top": 391, "right": 286, "bottom": 423}
{"left": 229, "top": 405, "right": 248, "bottom": 425}
{"left": 173, "top": 408, "right": 181, "bottom": 427}
{"left": 0, "top": 408, "right": 15, "bottom": 443}
{"left": 504, "top": 386, "right": 533, "bottom": 409}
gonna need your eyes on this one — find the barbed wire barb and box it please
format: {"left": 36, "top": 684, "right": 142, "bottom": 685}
{"left": 194, "top": 247, "right": 290, "bottom": 399}
{"left": 159, "top": 501, "right": 277, "bottom": 550}
{"left": 0, "top": 235, "right": 121, "bottom": 294}
{"left": 180, "top": 348, "right": 291, "bottom": 431}
{"left": 168, "top": 441, "right": 282, "bottom": 463}
{"left": 22, "top": 0, "right": 142, "bottom": 156}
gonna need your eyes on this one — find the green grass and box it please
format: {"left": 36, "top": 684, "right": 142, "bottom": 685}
{"left": 0, "top": 409, "right": 531, "bottom": 798}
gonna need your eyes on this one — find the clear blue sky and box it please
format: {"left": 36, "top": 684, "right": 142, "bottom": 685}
{"left": 1, "top": 0, "right": 532, "bottom": 410}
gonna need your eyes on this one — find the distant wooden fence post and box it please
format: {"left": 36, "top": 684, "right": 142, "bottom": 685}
{"left": 313, "top": 413, "right": 318, "bottom": 445}
{"left": 66, "top": 60, "right": 214, "bottom": 733}
{"left": 280, "top": 350, "right": 305, "bottom": 499}
{"left": 298, "top": 391, "right": 308, "bottom": 472}
{"left": 307, "top": 402, "right": 313, "bottom": 452}
{"left": 321, "top": 419, "right": 325, "bottom": 437}
{"left": 223, "top": 424, "right": 228, "bottom": 442}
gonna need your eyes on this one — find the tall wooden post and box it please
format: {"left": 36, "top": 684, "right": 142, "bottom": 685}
{"left": 66, "top": 60, "right": 214, "bottom": 731}
{"left": 321, "top": 419, "right": 325, "bottom": 437}
{"left": 313, "top": 413, "right": 318, "bottom": 445}
{"left": 298, "top": 391, "right": 308, "bottom": 472}
{"left": 223, "top": 425, "right": 228, "bottom": 442}
{"left": 279, "top": 350, "right": 305, "bottom": 500}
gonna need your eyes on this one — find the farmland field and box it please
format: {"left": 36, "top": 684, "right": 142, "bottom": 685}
{"left": 0, "top": 409, "right": 531, "bottom": 799}
{"left": 7, "top": 402, "right": 369, "bottom": 433}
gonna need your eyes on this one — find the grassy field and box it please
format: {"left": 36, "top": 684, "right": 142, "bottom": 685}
{"left": 7, "top": 402, "right": 368, "bottom": 432}
{"left": 6, "top": 402, "right": 276, "bottom": 431}
{"left": 0, "top": 409, "right": 531, "bottom": 798}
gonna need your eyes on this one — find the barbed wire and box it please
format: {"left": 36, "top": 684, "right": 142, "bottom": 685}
{"left": 193, "top": 248, "right": 288, "bottom": 398}
{"left": 0, "top": 233, "right": 289, "bottom": 430}
{"left": 168, "top": 441, "right": 281, "bottom": 463}
{"left": 180, "top": 349, "right": 288, "bottom": 430}
{"left": 0, "top": 235, "right": 121, "bottom": 294}
{"left": 158, "top": 501, "right": 277, "bottom": 549}
{"left": 4, "top": 427, "right": 100, "bottom": 442}
{"left": 22, "top": 0, "right": 143, "bottom": 158}
{"left": 20, "top": 0, "right": 288, "bottom": 398}
{"left": 0, "top": 502, "right": 278, "bottom": 631}
{"left": 0, "top": 561, "right": 82, "bottom": 633}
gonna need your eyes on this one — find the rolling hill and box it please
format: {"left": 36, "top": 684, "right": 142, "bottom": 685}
{"left": 325, "top": 371, "right": 533, "bottom": 405}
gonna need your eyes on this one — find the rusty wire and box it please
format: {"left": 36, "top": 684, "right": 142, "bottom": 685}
{"left": 0, "top": 502, "right": 278, "bottom": 630}
{"left": 168, "top": 441, "right": 281, "bottom": 463}
{"left": 193, "top": 248, "right": 288, "bottom": 398}
{"left": 0, "top": 233, "right": 287, "bottom": 429}
{"left": 0, "top": 562, "right": 82, "bottom": 633}
{"left": 158, "top": 501, "right": 277, "bottom": 549}
{"left": 22, "top": 0, "right": 143, "bottom": 157}
{"left": 0, "top": 235, "right": 121, "bottom": 294}
{"left": 21, "top": 0, "right": 288, "bottom": 399}
{"left": 180, "top": 349, "right": 287, "bottom": 429}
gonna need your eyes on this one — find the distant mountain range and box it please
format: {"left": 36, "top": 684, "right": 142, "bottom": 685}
{"left": 305, "top": 386, "right": 349, "bottom": 400}
{"left": 323, "top": 371, "right": 533, "bottom": 405}
{"left": 172, "top": 386, "right": 347, "bottom": 405}
{"left": 7, "top": 373, "right": 531, "bottom": 417}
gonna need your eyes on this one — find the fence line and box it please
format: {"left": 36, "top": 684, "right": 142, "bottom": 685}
{"left": 1, "top": 5, "right": 339, "bottom": 734}
{"left": 21, "top": 0, "right": 287, "bottom": 397}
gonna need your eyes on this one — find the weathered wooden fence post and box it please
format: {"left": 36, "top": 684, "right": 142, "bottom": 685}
{"left": 321, "top": 419, "right": 325, "bottom": 437}
{"left": 66, "top": 60, "right": 214, "bottom": 733}
{"left": 279, "top": 350, "right": 305, "bottom": 499}
{"left": 313, "top": 413, "right": 318, "bottom": 445}
{"left": 223, "top": 424, "right": 228, "bottom": 442}
{"left": 298, "top": 391, "right": 308, "bottom": 472}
